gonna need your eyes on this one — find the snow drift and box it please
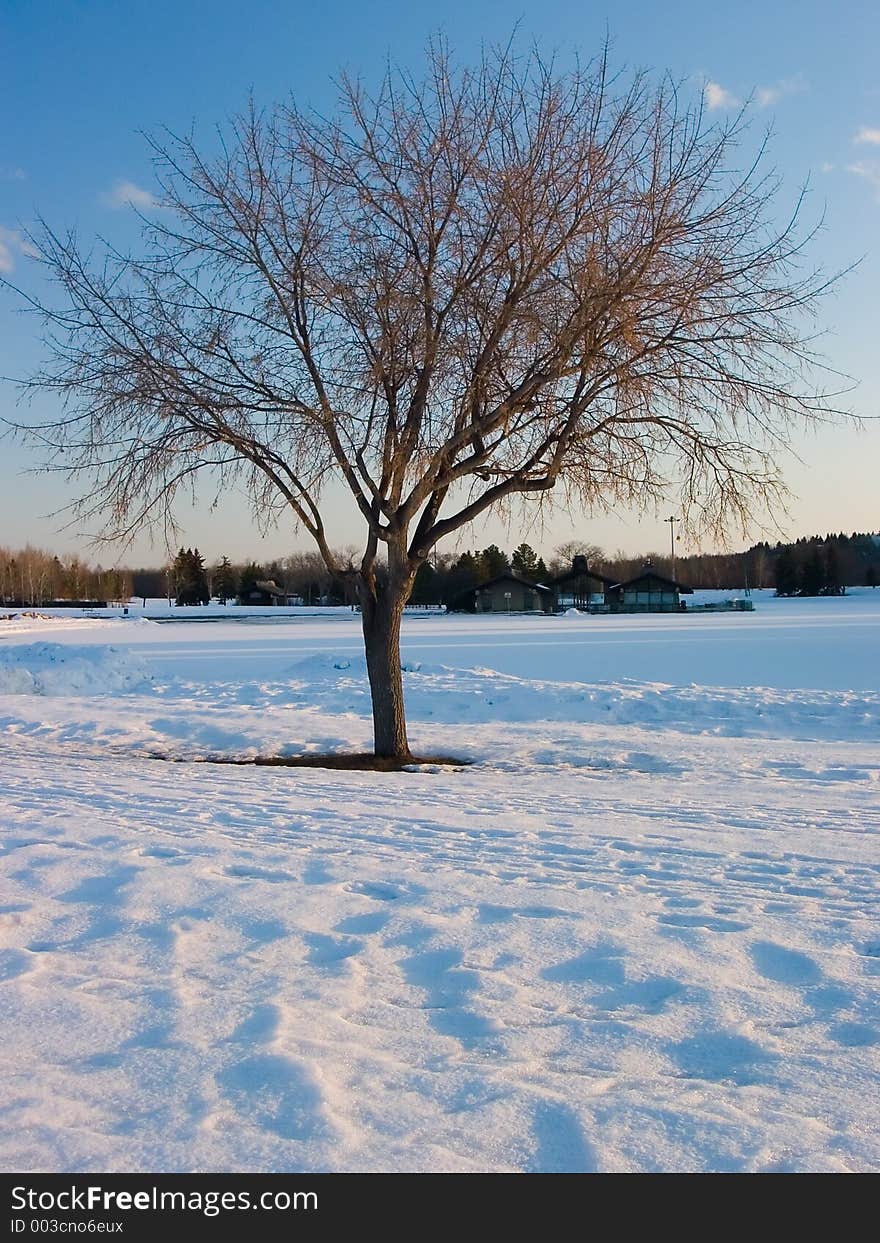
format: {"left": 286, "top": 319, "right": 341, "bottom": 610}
{"left": 0, "top": 642, "right": 154, "bottom": 696}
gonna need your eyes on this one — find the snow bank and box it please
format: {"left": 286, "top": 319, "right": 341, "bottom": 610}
{"left": 277, "top": 653, "right": 879, "bottom": 744}
{"left": 0, "top": 642, "right": 154, "bottom": 696}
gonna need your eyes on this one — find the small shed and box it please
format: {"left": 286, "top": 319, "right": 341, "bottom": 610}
{"left": 449, "top": 573, "right": 554, "bottom": 614}
{"left": 551, "top": 555, "right": 616, "bottom": 610}
{"left": 606, "top": 566, "right": 693, "bottom": 612}
{"left": 238, "top": 579, "right": 291, "bottom": 606}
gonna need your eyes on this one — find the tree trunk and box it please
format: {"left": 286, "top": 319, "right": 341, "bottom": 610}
{"left": 361, "top": 582, "right": 411, "bottom": 760}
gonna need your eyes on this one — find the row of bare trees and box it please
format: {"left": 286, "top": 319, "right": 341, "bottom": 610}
{"left": 0, "top": 545, "right": 131, "bottom": 605}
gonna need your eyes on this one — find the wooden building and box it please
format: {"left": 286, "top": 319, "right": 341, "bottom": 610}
{"left": 449, "top": 573, "right": 554, "bottom": 614}
{"left": 237, "top": 579, "right": 292, "bottom": 606}
{"left": 605, "top": 567, "right": 693, "bottom": 612}
{"left": 551, "top": 556, "right": 616, "bottom": 610}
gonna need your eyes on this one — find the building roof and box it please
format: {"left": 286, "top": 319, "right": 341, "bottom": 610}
{"left": 552, "top": 556, "right": 616, "bottom": 588}
{"left": 608, "top": 568, "right": 693, "bottom": 594}
{"left": 250, "top": 579, "right": 287, "bottom": 597}
{"left": 474, "top": 573, "right": 553, "bottom": 594}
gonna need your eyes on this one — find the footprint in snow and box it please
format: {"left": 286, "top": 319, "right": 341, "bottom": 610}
{"left": 477, "top": 903, "right": 571, "bottom": 924}
{"left": 672, "top": 1029, "right": 775, "bottom": 1086}
{"left": 223, "top": 863, "right": 293, "bottom": 883}
{"left": 401, "top": 947, "right": 500, "bottom": 1050}
{"left": 233, "top": 916, "right": 289, "bottom": 944}
{"left": 0, "top": 948, "right": 36, "bottom": 981}
{"left": 541, "top": 943, "right": 625, "bottom": 986}
{"left": 598, "top": 976, "right": 684, "bottom": 1014}
{"left": 334, "top": 911, "right": 389, "bottom": 935}
{"left": 658, "top": 912, "right": 749, "bottom": 933}
{"left": 525, "top": 1100, "right": 599, "bottom": 1173}
{"left": 216, "top": 1053, "right": 329, "bottom": 1143}
{"left": 305, "top": 933, "right": 364, "bottom": 969}
{"left": 542, "top": 944, "right": 685, "bottom": 1014}
{"left": 344, "top": 880, "right": 416, "bottom": 902}
{"left": 663, "top": 896, "right": 703, "bottom": 910}
{"left": 228, "top": 1003, "right": 281, "bottom": 1044}
{"left": 827, "top": 1021, "right": 878, "bottom": 1048}
{"left": 302, "top": 859, "right": 336, "bottom": 885}
{"left": 59, "top": 865, "right": 141, "bottom": 905}
{"left": 750, "top": 941, "right": 822, "bottom": 986}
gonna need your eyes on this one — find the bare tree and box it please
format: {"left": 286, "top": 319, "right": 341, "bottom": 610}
{"left": 550, "top": 540, "right": 606, "bottom": 575}
{"left": 9, "top": 42, "right": 844, "bottom": 757}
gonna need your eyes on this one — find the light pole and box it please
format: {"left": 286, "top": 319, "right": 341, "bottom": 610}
{"left": 664, "top": 516, "right": 677, "bottom": 582}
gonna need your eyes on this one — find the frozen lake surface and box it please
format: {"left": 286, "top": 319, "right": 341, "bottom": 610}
{"left": 15, "top": 589, "right": 879, "bottom": 691}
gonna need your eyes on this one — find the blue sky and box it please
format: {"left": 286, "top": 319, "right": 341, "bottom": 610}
{"left": 1, "top": 0, "right": 878, "bottom": 566}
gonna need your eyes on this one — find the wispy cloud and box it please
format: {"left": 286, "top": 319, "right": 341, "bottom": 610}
{"left": 0, "top": 225, "right": 37, "bottom": 274}
{"left": 703, "top": 73, "right": 806, "bottom": 113}
{"left": 755, "top": 74, "right": 807, "bottom": 108}
{"left": 0, "top": 166, "right": 26, "bottom": 182}
{"left": 820, "top": 162, "right": 834, "bottom": 173}
{"left": 854, "top": 126, "right": 880, "bottom": 146}
{"left": 704, "top": 80, "right": 740, "bottom": 111}
{"left": 846, "top": 161, "right": 880, "bottom": 200}
{"left": 101, "top": 180, "right": 160, "bottom": 210}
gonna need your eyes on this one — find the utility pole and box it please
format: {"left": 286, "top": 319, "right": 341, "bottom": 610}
{"left": 664, "top": 516, "right": 678, "bottom": 582}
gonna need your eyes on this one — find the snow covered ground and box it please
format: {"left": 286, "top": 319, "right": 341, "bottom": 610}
{"left": 0, "top": 593, "right": 878, "bottom": 1171}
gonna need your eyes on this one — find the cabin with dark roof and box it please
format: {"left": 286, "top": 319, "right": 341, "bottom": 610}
{"left": 551, "top": 555, "right": 616, "bottom": 611}
{"left": 449, "top": 573, "right": 554, "bottom": 614}
{"left": 606, "top": 566, "right": 693, "bottom": 612}
{"left": 237, "top": 579, "right": 292, "bottom": 606}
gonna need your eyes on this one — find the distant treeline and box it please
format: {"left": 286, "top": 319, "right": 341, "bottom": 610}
{"left": 0, "top": 546, "right": 131, "bottom": 606}
{"left": 3, "top": 531, "right": 878, "bottom": 607}
{"left": 610, "top": 532, "right": 880, "bottom": 597}
{"left": 409, "top": 533, "right": 880, "bottom": 602}
{"left": 134, "top": 532, "right": 880, "bottom": 606}
{"left": 131, "top": 549, "right": 362, "bottom": 606}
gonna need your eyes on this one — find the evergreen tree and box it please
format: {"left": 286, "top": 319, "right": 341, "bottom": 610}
{"left": 213, "top": 556, "right": 236, "bottom": 603}
{"left": 822, "top": 544, "right": 843, "bottom": 596}
{"left": 478, "top": 544, "right": 510, "bottom": 579}
{"left": 173, "top": 547, "right": 210, "bottom": 605}
{"left": 455, "top": 551, "right": 480, "bottom": 577}
{"left": 511, "top": 542, "right": 540, "bottom": 580}
{"left": 170, "top": 548, "right": 188, "bottom": 604}
{"left": 410, "top": 561, "right": 439, "bottom": 605}
{"left": 774, "top": 546, "right": 799, "bottom": 597}
{"left": 866, "top": 565, "right": 878, "bottom": 589}
{"left": 535, "top": 557, "right": 549, "bottom": 582}
{"left": 800, "top": 544, "right": 824, "bottom": 596}
{"left": 444, "top": 552, "right": 481, "bottom": 602}
{"left": 237, "top": 562, "right": 262, "bottom": 601}
{"left": 191, "top": 548, "right": 209, "bottom": 604}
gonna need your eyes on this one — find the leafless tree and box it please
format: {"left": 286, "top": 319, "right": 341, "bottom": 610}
{"left": 8, "top": 42, "right": 845, "bottom": 757}
{"left": 283, "top": 550, "right": 338, "bottom": 604}
{"left": 550, "top": 539, "right": 606, "bottom": 575}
